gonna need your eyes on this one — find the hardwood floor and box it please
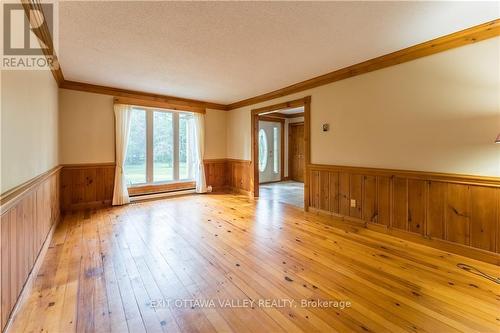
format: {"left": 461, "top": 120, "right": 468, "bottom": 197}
{"left": 6, "top": 193, "right": 500, "bottom": 333}
{"left": 260, "top": 181, "right": 304, "bottom": 208}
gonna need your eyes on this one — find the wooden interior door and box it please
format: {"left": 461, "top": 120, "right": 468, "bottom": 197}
{"left": 289, "top": 123, "right": 305, "bottom": 182}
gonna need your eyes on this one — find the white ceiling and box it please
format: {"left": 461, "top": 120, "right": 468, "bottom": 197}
{"left": 58, "top": 1, "right": 499, "bottom": 104}
{"left": 279, "top": 107, "right": 304, "bottom": 115}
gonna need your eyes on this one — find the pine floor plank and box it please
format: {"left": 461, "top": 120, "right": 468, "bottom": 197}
{"left": 6, "top": 193, "right": 500, "bottom": 333}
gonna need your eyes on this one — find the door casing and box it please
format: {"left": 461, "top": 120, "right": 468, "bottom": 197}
{"left": 251, "top": 96, "right": 311, "bottom": 211}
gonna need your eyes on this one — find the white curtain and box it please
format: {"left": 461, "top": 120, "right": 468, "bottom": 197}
{"left": 112, "top": 104, "right": 132, "bottom": 205}
{"left": 193, "top": 112, "right": 207, "bottom": 193}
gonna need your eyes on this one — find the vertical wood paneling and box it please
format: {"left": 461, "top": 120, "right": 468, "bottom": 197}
{"left": 363, "top": 176, "right": 377, "bottom": 223}
{"left": 0, "top": 213, "right": 1, "bottom": 333}
{"left": 497, "top": 193, "right": 500, "bottom": 254}
{"left": 307, "top": 165, "right": 498, "bottom": 256}
{"left": 393, "top": 178, "right": 408, "bottom": 230}
{"left": 319, "top": 171, "right": 330, "bottom": 211}
{"left": 9, "top": 208, "right": 18, "bottom": 309}
{"left": 470, "top": 186, "right": 497, "bottom": 252}
{"left": 427, "top": 181, "right": 446, "bottom": 239}
{"left": 446, "top": 184, "right": 470, "bottom": 245}
{"left": 226, "top": 160, "right": 252, "bottom": 193}
{"left": 329, "top": 172, "right": 339, "bottom": 214}
{"left": 0, "top": 169, "right": 61, "bottom": 332}
{"left": 16, "top": 205, "right": 25, "bottom": 306}
{"left": 309, "top": 170, "right": 319, "bottom": 209}
{"left": 83, "top": 168, "right": 97, "bottom": 203}
{"left": 377, "top": 176, "right": 391, "bottom": 226}
{"left": 61, "top": 170, "right": 72, "bottom": 210}
{"left": 72, "top": 169, "right": 85, "bottom": 205}
{"left": 21, "top": 197, "right": 30, "bottom": 289}
{"left": 27, "top": 193, "right": 35, "bottom": 270}
{"left": 1, "top": 212, "right": 10, "bottom": 329}
{"left": 36, "top": 186, "right": 45, "bottom": 251}
{"left": 408, "top": 180, "right": 426, "bottom": 235}
{"left": 349, "top": 175, "right": 363, "bottom": 218}
{"left": 61, "top": 165, "right": 116, "bottom": 211}
{"left": 339, "top": 173, "right": 350, "bottom": 216}
{"left": 204, "top": 160, "right": 227, "bottom": 190}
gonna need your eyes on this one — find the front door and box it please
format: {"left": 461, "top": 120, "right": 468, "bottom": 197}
{"left": 258, "top": 121, "right": 281, "bottom": 183}
{"left": 289, "top": 122, "right": 304, "bottom": 182}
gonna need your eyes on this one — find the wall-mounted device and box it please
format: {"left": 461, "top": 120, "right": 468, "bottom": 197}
{"left": 322, "top": 123, "right": 329, "bottom": 132}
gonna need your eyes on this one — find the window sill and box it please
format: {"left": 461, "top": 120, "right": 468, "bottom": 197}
{"left": 128, "top": 181, "right": 196, "bottom": 197}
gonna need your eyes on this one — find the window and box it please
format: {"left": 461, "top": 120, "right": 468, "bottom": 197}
{"left": 153, "top": 111, "right": 173, "bottom": 182}
{"left": 258, "top": 129, "right": 268, "bottom": 172}
{"left": 124, "top": 107, "right": 195, "bottom": 186}
{"left": 124, "top": 109, "right": 147, "bottom": 185}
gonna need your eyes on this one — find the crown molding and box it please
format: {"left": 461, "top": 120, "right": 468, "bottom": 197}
{"left": 60, "top": 80, "right": 228, "bottom": 111}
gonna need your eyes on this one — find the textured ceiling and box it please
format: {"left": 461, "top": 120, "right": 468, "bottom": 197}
{"left": 279, "top": 107, "right": 304, "bottom": 115}
{"left": 58, "top": 1, "right": 499, "bottom": 104}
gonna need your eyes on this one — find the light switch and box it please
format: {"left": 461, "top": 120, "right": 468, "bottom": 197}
{"left": 350, "top": 199, "right": 356, "bottom": 208}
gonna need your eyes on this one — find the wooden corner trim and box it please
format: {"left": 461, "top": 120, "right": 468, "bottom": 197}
{"left": 228, "top": 19, "right": 500, "bottom": 110}
{"left": 21, "top": 0, "right": 64, "bottom": 86}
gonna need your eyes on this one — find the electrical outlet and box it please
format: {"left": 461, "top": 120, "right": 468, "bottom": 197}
{"left": 350, "top": 199, "right": 356, "bottom": 208}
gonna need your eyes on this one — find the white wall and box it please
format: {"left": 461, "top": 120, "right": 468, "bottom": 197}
{"left": 59, "top": 88, "right": 227, "bottom": 164}
{"left": 59, "top": 89, "right": 115, "bottom": 164}
{"left": 204, "top": 108, "right": 227, "bottom": 159}
{"left": 226, "top": 37, "right": 500, "bottom": 177}
{"left": 1, "top": 70, "right": 59, "bottom": 193}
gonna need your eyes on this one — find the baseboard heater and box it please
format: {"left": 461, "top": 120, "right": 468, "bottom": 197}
{"left": 130, "top": 188, "right": 196, "bottom": 202}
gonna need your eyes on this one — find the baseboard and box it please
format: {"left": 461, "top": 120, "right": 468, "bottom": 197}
{"left": 308, "top": 207, "right": 500, "bottom": 265}
{"left": 2, "top": 216, "right": 61, "bottom": 333}
{"left": 229, "top": 187, "right": 253, "bottom": 197}
{"left": 209, "top": 186, "right": 231, "bottom": 193}
{"left": 63, "top": 200, "right": 112, "bottom": 212}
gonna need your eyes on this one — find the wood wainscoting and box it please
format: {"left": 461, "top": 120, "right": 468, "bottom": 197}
{"left": 0, "top": 166, "right": 61, "bottom": 332}
{"left": 61, "top": 163, "right": 115, "bottom": 212}
{"left": 60, "top": 160, "right": 252, "bottom": 211}
{"left": 204, "top": 159, "right": 228, "bottom": 192}
{"left": 226, "top": 159, "right": 252, "bottom": 195}
{"left": 204, "top": 159, "right": 253, "bottom": 195}
{"left": 308, "top": 164, "right": 500, "bottom": 264}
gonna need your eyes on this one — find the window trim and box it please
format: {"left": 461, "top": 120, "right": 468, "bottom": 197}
{"left": 125, "top": 106, "right": 196, "bottom": 191}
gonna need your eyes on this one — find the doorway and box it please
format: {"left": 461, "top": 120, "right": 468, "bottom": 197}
{"left": 251, "top": 96, "right": 311, "bottom": 210}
